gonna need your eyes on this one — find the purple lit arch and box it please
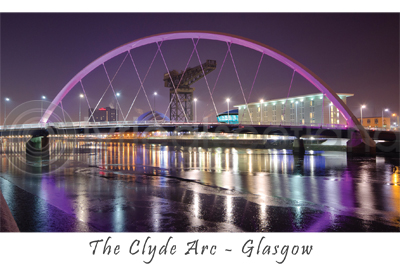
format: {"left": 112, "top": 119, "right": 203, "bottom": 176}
{"left": 41, "top": 31, "right": 373, "bottom": 145}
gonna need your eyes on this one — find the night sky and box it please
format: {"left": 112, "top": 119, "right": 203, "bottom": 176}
{"left": 1, "top": 13, "right": 398, "bottom": 123}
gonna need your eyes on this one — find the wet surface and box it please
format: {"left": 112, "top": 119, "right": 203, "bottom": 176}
{"left": 0, "top": 140, "right": 399, "bottom": 232}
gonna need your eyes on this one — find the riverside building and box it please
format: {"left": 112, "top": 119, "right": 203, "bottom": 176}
{"left": 88, "top": 107, "right": 116, "bottom": 122}
{"left": 234, "top": 93, "right": 353, "bottom": 126}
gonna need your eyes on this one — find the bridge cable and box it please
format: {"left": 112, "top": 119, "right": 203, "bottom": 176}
{"left": 157, "top": 41, "right": 189, "bottom": 123}
{"left": 205, "top": 48, "right": 230, "bottom": 123}
{"left": 80, "top": 80, "right": 94, "bottom": 122}
{"left": 103, "top": 63, "right": 126, "bottom": 121}
{"left": 227, "top": 42, "right": 253, "bottom": 125}
{"left": 59, "top": 100, "right": 67, "bottom": 123}
{"left": 161, "top": 39, "right": 199, "bottom": 122}
{"left": 192, "top": 38, "right": 219, "bottom": 120}
{"left": 239, "top": 53, "right": 264, "bottom": 126}
{"left": 87, "top": 52, "right": 129, "bottom": 123}
{"left": 280, "top": 70, "right": 296, "bottom": 126}
{"left": 125, "top": 47, "right": 161, "bottom": 122}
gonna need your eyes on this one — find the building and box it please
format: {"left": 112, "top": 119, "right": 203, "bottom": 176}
{"left": 88, "top": 107, "right": 116, "bottom": 122}
{"left": 137, "top": 111, "right": 170, "bottom": 122}
{"left": 217, "top": 109, "right": 238, "bottom": 124}
{"left": 234, "top": 93, "right": 353, "bottom": 126}
{"left": 357, "top": 117, "right": 390, "bottom": 129}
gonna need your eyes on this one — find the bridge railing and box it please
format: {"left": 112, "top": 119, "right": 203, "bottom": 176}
{"left": 0, "top": 121, "right": 394, "bottom": 132}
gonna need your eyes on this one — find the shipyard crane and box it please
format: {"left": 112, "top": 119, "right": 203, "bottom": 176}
{"left": 163, "top": 59, "right": 216, "bottom": 122}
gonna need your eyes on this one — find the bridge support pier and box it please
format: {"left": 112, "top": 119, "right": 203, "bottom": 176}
{"left": 26, "top": 136, "right": 49, "bottom": 159}
{"left": 346, "top": 130, "right": 376, "bottom": 155}
{"left": 293, "top": 138, "right": 305, "bottom": 156}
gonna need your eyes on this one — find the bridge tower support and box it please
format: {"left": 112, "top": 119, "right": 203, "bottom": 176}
{"left": 26, "top": 136, "right": 50, "bottom": 159}
{"left": 293, "top": 138, "right": 305, "bottom": 155}
{"left": 346, "top": 130, "right": 376, "bottom": 155}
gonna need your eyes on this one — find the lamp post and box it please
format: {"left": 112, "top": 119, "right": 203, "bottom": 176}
{"left": 116, "top": 92, "right": 120, "bottom": 122}
{"left": 4, "top": 97, "right": 10, "bottom": 126}
{"left": 194, "top": 98, "right": 197, "bottom": 123}
{"left": 41, "top": 96, "right": 46, "bottom": 120}
{"left": 382, "top": 108, "right": 389, "bottom": 129}
{"left": 79, "top": 94, "right": 84, "bottom": 126}
{"left": 392, "top": 113, "right": 399, "bottom": 127}
{"left": 260, "top": 99, "right": 264, "bottom": 124}
{"left": 153, "top": 92, "right": 157, "bottom": 111}
{"left": 226, "top": 98, "right": 230, "bottom": 125}
{"left": 360, "top": 105, "right": 366, "bottom": 126}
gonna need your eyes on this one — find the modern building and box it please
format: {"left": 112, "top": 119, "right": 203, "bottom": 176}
{"left": 217, "top": 109, "right": 238, "bottom": 124}
{"left": 357, "top": 117, "right": 391, "bottom": 129}
{"left": 234, "top": 93, "right": 353, "bottom": 126}
{"left": 137, "top": 111, "right": 170, "bottom": 122}
{"left": 88, "top": 107, "right": 116, "bottom": 122}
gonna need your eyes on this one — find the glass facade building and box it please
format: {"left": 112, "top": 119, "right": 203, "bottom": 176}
{"left": 234, "top": 93, "right": 353, "bottom": 126}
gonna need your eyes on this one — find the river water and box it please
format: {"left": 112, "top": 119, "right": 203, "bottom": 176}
{"left": 0, "top": 139, "right": 399, "bottom": 232}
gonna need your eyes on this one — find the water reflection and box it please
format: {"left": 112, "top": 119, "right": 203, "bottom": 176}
{"left": 0, "top": 139, "right": 399, "bottom": 232}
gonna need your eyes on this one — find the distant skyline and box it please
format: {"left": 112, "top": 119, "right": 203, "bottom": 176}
{"left": 1, "top": 13, "right": 398, "bottom": 123}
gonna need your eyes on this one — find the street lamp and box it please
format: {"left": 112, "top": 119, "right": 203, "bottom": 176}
{"left": 4, "top": 97, "right": 10, "bottom": 126}
{"left": 260, "top": 99, "right": 264, "bottom": 124}
{"left": 79, "top": 94, "right": 84, "bottom": 126}
{"left": 116, "top": 92, "right": 120, "bottom": 122}
{"left": 392, "top": 113, "right": 399, "bottom": 127}
{"left": 226, "top": 98, "right": 230, "bottom": 125}
{"left": 360, "top": 105, "right": 366, "bottom": 126}
{"left": 41, "top": 96, "right": 46, "bottom": 119}
{"left": 382, "top": 108, "right": 389, "bottom": 128}
{"left": 153, "top": 92, "right": 157, "bottom": 112}
{"left": 194, "top": 98, "right": 197, "bottom": 123}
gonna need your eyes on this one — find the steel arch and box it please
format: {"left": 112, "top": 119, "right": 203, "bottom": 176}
{"left": 41, "top": 31, "right": 373, "bottom": 146}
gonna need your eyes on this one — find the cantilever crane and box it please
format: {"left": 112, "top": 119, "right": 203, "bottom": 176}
{"left": 163, "top": 60, "right": 216, "bottom": 122}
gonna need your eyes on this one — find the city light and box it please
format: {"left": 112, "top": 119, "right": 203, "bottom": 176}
{"left": 41, "top": 96, "right": 46, "bottom": 119}
{"left": 4, "top": 97, "right": 10, "bottom": 125}
{"left": 79, "top": 94, "right": 84, "bottom": 125}
{"left": 153, "top": 92, "right": 157, "bottom": 110}
{"left": 360, "top": 105, "right": 366, "bottom": 125}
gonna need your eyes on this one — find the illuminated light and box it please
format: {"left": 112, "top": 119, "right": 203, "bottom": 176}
{"left": 295, "top": 101, "right": 298, "bottom": 104}
{"left": 99, "top": 108, "right": 106, "bottom": 111}
{"left": 300, "top": 99, "right": 304, "bottom": 102}
{"left": 310, "top": 137, "right": 315, "bottom": 140}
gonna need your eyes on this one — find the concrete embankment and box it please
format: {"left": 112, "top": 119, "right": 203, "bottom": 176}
{"left": 0, "top": 190, "right": 19, "bottom": 232}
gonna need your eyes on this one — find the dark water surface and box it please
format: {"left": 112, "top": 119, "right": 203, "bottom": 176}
{"left": 1, "top": 140, "right": 399, "bottom": 232}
